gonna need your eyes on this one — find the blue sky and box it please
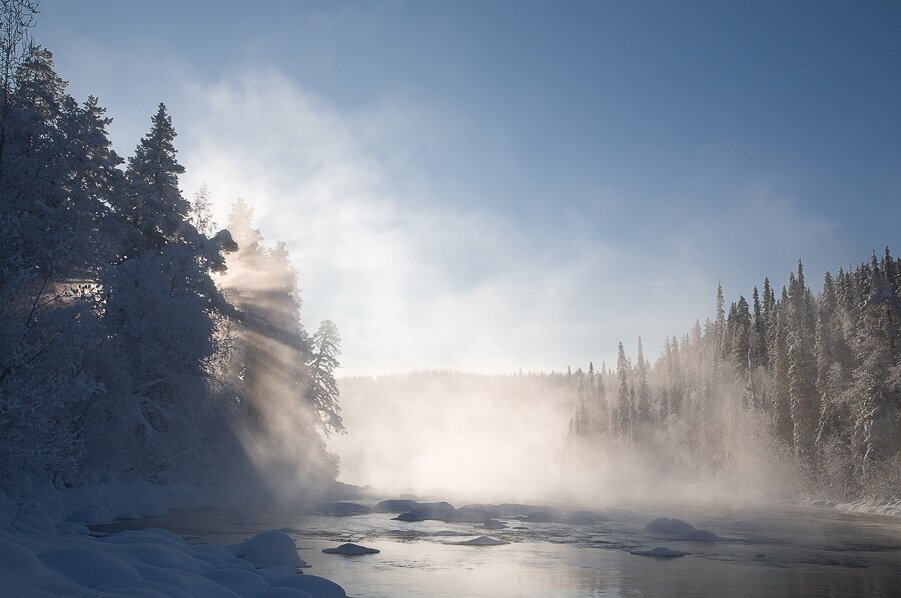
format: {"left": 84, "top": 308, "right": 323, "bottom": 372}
{"left": 39, "top": 1, "right": 900, "bottom": 374}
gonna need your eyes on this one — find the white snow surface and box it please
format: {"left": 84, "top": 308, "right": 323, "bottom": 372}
{"left": 0, "top": 486, "right": 347, "bottom": 597}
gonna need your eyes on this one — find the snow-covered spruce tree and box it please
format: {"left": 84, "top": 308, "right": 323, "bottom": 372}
{"left": 786, "top": 263, "right": 820, "bottom": 467}
{"left": 770, "top": 291, "right": 793, "bottom": 447}
{"left": 731, "top": 296, "right": 751, "bottom": 375}
{"left": 591, "top": 361, "right": 610, "bottom": 435}
{"left": 614, "top": 342, "right": 632, "bottom": 438}
{"left": 634, "top": 337, "right": 652, "bottom": 427}
{"left": 191, "top": 183, "right": 217, "bottom": 238}
{"left": 122, "top": 103, "right": 190, "bottom": 252}
{"left": 95, "top": 105, "right": 234, "bottom": 482}
{"left": 308, "top": 319, "right": 344, "bottom": 436}
{"left": 0, "top": 41, "right": 124, "bottom": 485}
{"left": 849, "top": 255, "right": 901, "bottom": 482}
{"left": 666, "top": 336, "right": 685, "bottom": 417}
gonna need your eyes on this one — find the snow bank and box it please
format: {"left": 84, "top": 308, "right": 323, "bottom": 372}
{"left": 0, "top": 502, "right": 347, "bottom": 598}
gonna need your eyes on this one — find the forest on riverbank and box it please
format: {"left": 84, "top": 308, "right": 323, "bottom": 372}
{"left": 566, "top": 254, "right": 901, "bottom": 502}
{"left": 0, "top": 2, "right": 342, "bottom": 500}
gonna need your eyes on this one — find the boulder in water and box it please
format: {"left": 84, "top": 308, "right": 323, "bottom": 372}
{"left": 482, "top": 519, "right": 508, "bottom": 530}
{"left": 446, "top": 507, "right": 493, "bottom": 524}
{"left": 322, "top": 543, "right": 380, "bottom": 556}
{"left": 645, "top": 518, "right": 696, "bottom": 534}
{"left": 375, "top": 499, "right": 422, "bottom": 513}
{"left": 451, "top": 536, "right": 509, "bottom": 546}
{"left": 630, "top": 546, "right": 688, "bottom": 558}
{"left": 684, "top": 529, "right": 719, "bottom": 541}
{"left": 393, "top": 502, "right": 456, "bottom": 522}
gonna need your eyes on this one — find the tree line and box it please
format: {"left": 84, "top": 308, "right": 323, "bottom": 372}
{"left": 567, "top": 253, "right": 901, "bottom": 500}
{"left": 0, "top": 4, "right": 341, "bottom": 494}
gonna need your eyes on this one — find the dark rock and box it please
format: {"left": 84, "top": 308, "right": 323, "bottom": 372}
{"left": 450, "top": 536, "right": 509, "bottom": 546}
{"left": 375, "top": 499, "right": 423, "bottom": 513}
{"left": 684, "top": 529, "right": 719, "bottom": 541}
{"left": 645, "top": 518, "right": 696, "bottom": 534}
{"left": 445, "top": 507, "right": 493, "bottom": 524}
{"left": 482, "top": 519, "right": 508, "bottom": 530}
{"left": 322, "top": 543, "right": 380, "bottom": 555}
{"left": 393, "top": 502, "right": 456, "bottom": 522}
{"left": 630, "top": 546, "right": 688, "bottom": 558}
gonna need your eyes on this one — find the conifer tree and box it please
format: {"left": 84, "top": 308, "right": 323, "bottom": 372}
{"left": 771, "top": 301, "right": 793, "bottom": 446}
{"left": 732, "top": 295, "right": 751, "bottom": 375}
{"left": 125, "top": 103, "right": 190, "bottom": 251}
{"left": 308, "top": 320, "right": 344, "bottom": 435}
{"left": 750, "top": 287, "right": 767, "bottom": 369}
{"left": 635, "top": 337, "right": 652, "bottom": 424}
{"left": 614, "top": 342, "right": 632, "bottom": 438}
{"left": 850, "top": 259, "right": 901, "bottom": 468}
{"left": 787, "top": 261, "right": 820, "bottom": 464}
{"left": 191, "top": 183, "right": 217, "bottom": 237}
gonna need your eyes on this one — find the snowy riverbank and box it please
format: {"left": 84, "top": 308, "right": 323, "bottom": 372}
{"left": 799, "top": 496, "right": 901, "bottom": 518}
{"left": 0, "top": 483, "right": 351, "bottom": 597}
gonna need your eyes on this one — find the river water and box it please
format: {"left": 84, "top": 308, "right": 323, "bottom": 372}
{"left": 93, "top": 499, "right": 901, "bottom": 597}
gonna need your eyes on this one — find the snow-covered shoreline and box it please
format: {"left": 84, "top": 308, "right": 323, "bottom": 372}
{"left": 0, "top": 483, "right": 351, "bottom": 597}
{"left": 799, "top": 496, "right": 901, "bottom": 518}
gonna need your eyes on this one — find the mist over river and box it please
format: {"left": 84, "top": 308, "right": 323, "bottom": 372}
{"left": 93, "top": 498, "right": 901, "bottom": 597}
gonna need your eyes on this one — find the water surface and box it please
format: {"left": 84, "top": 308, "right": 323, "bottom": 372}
{"left": 93, "top": 500, "right": 901, "bottom": 597}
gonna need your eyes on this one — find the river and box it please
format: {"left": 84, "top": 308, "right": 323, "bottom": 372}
{"left": 92, "top": 499, "right": 901, "bottom": 597}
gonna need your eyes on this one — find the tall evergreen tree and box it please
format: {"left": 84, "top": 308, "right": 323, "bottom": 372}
{"left": 634, "top": 337, "right": 652, "bottom": 424}
{"left": 771, "top": 300, "right": 793, "bottom": 446}
{"left": 787, "top": 261, "right": 820, "bottom": 465}
{"left": 124, "top": 103, "right": 190, "bottom": 252}
{"left": 614, "top": 342, "right": 632, "bottom": 438}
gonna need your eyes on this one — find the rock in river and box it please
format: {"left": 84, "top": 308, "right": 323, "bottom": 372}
{"left": 322, "top": 543, "right": 380, "bottom": 556}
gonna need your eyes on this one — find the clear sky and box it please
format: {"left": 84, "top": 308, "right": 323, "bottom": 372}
{"left": 38, "top": 0, "right": 900, "bottom": 375}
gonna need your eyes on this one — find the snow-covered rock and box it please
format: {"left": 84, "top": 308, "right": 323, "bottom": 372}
{"left": 229, "top": 530, "right": 307, "bottom": 569}
{"left": 38, "top": 547, "right": 142, "bottom": 588}
{"left": 269, "top": 573, "right": 348, "bottom": 597}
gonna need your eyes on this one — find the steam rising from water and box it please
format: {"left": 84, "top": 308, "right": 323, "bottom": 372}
{"left": 215, "top": 217, "right": 336, "bottom": 503}
{"left": 330, "top": 372, "right": 802, "bottom": 506}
